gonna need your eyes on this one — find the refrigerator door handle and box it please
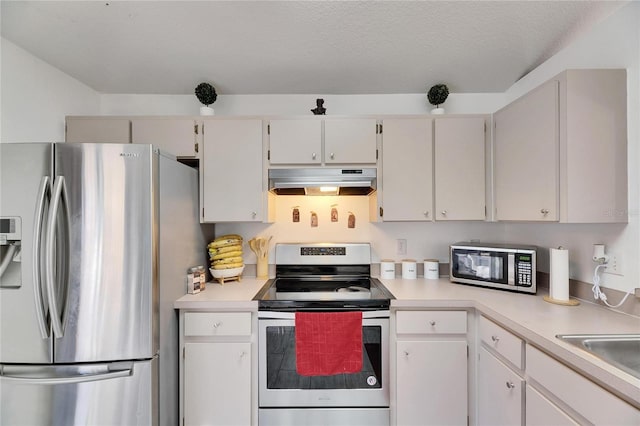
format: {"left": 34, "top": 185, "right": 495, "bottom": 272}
{"left": 45, "top": 176, "right": 70, "bottom": 338}
{"left": 0, "top": 364, "right": 134, "bottom": 385}
{"left": 32, "top": 176, "right": 51, "bottom": 339}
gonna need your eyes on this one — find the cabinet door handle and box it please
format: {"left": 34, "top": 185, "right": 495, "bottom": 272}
{"left": 312, "top": 152, "right": 316, "bottom": 160}
{"left": 239, "top": 351, "right": 247, "bottom": 358}
{"left": 429, "top": 320, "right": 436, "bottom": 326}
{"left": 330, "top": 152, "right": 335, "bottom": 160}
{"left": 441, "top": 210, "right": 447, "bottom": 216}
{"left": 540, "top": 208, "right": 549, "bottom": 215}
{"left": 212, "top": 322, "right": 222, "bottom": 329}
{"left": 251, "top": 211, "right": 257, "bottom": 219}
{"left": 423, "top": 211, "right": 429, "bottom": 217}
{"left": 505, "top": 381, "right": 515, "bottom": 389}
{"left": 403, "top": 350, "right": 410, "bottom": 357}
{"left": 491, "top": 335, "right": 500, "bottom": 343}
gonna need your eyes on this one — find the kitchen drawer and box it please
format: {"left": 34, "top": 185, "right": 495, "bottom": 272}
{"left": 184, "top": 312, "right": 252, "bottom": 337}
{"left": 479, "top": 316, "right": 523, "bottom": 369}
{"left": 396, "top": 310, "right": 467, "bottom": 334}
{"left": 527, "top": 344, "right": 640, "bottom": 425}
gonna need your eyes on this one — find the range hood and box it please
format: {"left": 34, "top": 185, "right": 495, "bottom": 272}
{"left": 268, "top": 168, "right": 377, "bottom": 196}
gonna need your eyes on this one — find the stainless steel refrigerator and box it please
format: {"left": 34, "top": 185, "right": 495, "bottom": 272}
{"left": 0, "top": 143, "right": 207, "bottom": 425}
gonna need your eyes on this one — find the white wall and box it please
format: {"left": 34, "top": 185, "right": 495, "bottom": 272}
{"left": 100, "top": 92, "right": 505, "bottom": 116}
{"left": 2, "top": 2, "right": 638, "bottom": 295}
{"left": 0, "top": 38, "right": 100, "bottom": 143}
{"left": 218, "top": 2, "right": 640, "bottom": 294}
{"left": 494, "top": 2, "right": 640, "bottom": 293}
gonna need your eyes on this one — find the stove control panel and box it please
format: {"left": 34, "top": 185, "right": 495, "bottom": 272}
{"left": 301, "top": 246, "right": 346, "bottom": 256}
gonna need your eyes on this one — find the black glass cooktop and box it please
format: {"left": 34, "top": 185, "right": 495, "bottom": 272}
{"left": 253, "top": 277, "right": 394, "bottom": 311}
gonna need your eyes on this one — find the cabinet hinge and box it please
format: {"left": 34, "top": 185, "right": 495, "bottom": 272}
{"left": 379, "top": 123, "right": 382, "bottom": 133}
{"left": 484, "top": 122, "right": 487, "bottom": 133}
{"left": 202, "top": 207, "right": 205, "bottom": 218}
{"left": 467, "top": 415, "right": 470, "bottom": 426}
{"left": 376, "top": 123, "right": 383, "bottom": 134}
{"left": 467, "top": 345, "right": 469, "bottom": 358}
{"left": 267, "top": 124, "right": 270, "bottom": 135}
{"left": 195, "top": 142, "right": 199, "bottom": 153}
{"left": 376, "top": 149, "right": 379, "bottom": 160}
{"left": 267, "top": 150, "right": 270, "bottom": 160}
{"left": 379, "top": 207, "right": 383, "bottom": 217}
{"left": 194, "top": 124, "right": 199, "bottom": 135}
{"left": 183, "top": 347, "right": 185, "bottom": 359}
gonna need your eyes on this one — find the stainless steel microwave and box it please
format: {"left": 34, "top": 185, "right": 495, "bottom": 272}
{"left": 449, "top": 242, "right": 537, "bottom": 294}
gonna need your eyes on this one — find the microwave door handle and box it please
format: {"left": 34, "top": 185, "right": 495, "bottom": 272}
{"left": 45, "top": 176, "right": 65, "bottom": 338}
{"left": 507, "top": 253, "right": 515, "bottom": 285}
{"left": 32, "top": 176, "right": 51, "bottom": 339}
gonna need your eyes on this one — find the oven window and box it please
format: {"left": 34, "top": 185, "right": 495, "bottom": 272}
{"left": 265, "top": 325, "right": 382, "bottom": 390}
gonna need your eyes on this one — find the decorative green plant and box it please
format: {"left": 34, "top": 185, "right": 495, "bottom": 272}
{"left": 427, "top": 84, "right": 449, "bottom": 108}
{"left": 195, "top": 83, "right": 217, "bottom": 107}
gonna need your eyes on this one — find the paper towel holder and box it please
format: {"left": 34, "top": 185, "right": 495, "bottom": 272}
{"left": 544, "top": 246, "right": 580, "bottom": 306}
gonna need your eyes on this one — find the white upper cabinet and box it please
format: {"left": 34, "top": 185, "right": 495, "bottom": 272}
{"left": 494, "top": 69, "right": 627, "bottom": 223}
{"left": 324, "top": 118, "right": 377, "bottom": 164}
{"left": 268, "top": 119, "right": 322, "bottom": 164}
{"left": 131, "top": 118, "right": 199, "bottom": 157}
{"left": 494, "top": 79, "right": 559, "bottom": 222}
{"left": 268, "top": 118, "right": 377, "bottom": 165}
{"left": 65, "top": 117, "right": 131, "bottom": 144}
{"left": 201, "top": 119, "right": 264, "bottom": 222}
{"left": 380, "top": 118, "right": 433, "bottom": 221}
{"left": 434, "top": 117, "right": 486, "bottom": 220}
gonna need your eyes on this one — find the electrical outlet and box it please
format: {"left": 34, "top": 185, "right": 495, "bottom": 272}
{"left": 397, "top": 239, "right": 407, "bottom": 256}
{"left": 604, "top": 254, "right": 623, "bottom": 275}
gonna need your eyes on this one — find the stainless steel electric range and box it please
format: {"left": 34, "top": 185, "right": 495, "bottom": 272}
{"left": 253, "top": 243, "right": 393, "bottom": 426}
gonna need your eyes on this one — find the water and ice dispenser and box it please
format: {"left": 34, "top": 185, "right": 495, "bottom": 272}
{"left": 0, "top": 217, "right": 22, "bottom": 288}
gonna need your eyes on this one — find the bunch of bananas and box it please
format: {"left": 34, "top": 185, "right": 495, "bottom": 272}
{"left": 208, "top": 234, "right": 244, "bottom": 270}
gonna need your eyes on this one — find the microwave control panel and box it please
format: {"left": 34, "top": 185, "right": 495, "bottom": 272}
{"left": 516, "top": 254, "right": 533, "bottom": 287}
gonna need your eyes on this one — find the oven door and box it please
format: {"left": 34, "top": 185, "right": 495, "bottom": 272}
{"left": 258, "top": 311, "right": 389, "bottom": 408}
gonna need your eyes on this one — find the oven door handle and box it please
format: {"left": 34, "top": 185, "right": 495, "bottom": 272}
{"left": 258, "top": 310, "right": 390, "bottom": 320}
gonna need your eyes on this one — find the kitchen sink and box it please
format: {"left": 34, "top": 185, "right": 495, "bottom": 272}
{"left": 556, "top": 334, "right": 640, "bottom": 379}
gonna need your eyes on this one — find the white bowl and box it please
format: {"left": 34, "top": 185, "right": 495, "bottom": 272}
{"left": 209, "top": 265, "right": 245, "bottom": 279}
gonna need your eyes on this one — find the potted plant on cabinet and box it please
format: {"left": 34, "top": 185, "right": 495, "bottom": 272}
{"left": 195, "top": 82, "right": 217, "bottom": 115}
{"left": 427, "top": 84, "right": 449, "bottom": 114}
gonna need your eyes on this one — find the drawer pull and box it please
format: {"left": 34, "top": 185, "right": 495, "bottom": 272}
{"left": 505, "top": 381, "right": 515, "bottom": 389}
{"left": 429, "top": 321, "right": 436, "bottom": 326}
{"left": 491, "top": 335, "right": 500, "bottom": 343}
{"left": 312, "top": 153, "right": 316, "bottom": 160}
{"left": 212, "top": 322, "right": 222, "bottom": 329}
{"left": 403, "top": 350, "right": 410, "bottom": 357}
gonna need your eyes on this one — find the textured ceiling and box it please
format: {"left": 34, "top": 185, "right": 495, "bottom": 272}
{"left": 0, "top": 1, "right": 626, "bottom": 95}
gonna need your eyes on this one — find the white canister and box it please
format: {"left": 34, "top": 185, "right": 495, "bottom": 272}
{"left": 424, "top": 259, "right": 439, "bottom": 280}
{"left": 402, "top": 259, "right": 417, "bottom": 280}
{"left": 380, "top": 259, "right": 396, "bottom": 279}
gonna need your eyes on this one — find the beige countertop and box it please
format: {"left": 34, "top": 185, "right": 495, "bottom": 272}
{"left": 174, "top": 276, "right": 640, "bottom": 408}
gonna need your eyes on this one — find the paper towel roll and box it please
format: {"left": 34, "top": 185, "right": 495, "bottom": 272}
{"left": 549, "top": 247, "right": 569, "bottom": 301}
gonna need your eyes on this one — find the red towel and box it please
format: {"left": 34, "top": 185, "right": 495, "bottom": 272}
{"left": 295, "top": 311, "right": 363, "bottom": 376}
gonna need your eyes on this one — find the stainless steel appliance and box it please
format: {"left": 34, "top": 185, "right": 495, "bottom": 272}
{"left": 0, "top": 143, "right": 206, "bottom": 425}
{"left": 268, "top": 168, "right": 376, "bottom": 195}
{"left": 450, "top": 242, "right": 537, "bottom": 294}
{"left": 253, "top": 243, "right": 393, "bottom": 426}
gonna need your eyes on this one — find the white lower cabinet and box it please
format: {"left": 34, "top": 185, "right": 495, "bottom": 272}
{"left": 477, "top": 346, "right": 524, "bottom": 426}
{"left": 525, "top": 384, "right": 578, "bottom": 426}
{"left": 180, "top": 311, "right": 254, "bottom": 426}
{"left": 477, "top": 316, "right": 524, "bottom": 426}
{"left": 184, "top": 342, "right": 251, "bottom": 426}
{"left": 526, "top": 344, "right": 640, "bottom": 425}
{"left": 395, "top": 310, "right": 468, "bottom": 426}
